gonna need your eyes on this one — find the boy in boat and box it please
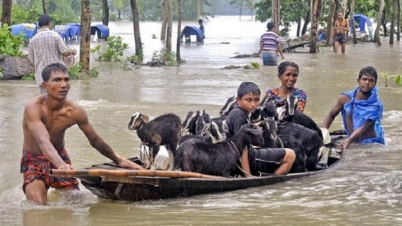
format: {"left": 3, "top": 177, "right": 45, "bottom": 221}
{"left": 225, "top": 82, "right": 295, "bottom": 177}
{"left": 322, "top": 66, "right": 385, "bottom": 150}
{"left": 20, "top": 63, "right": 141, "bottom": 205}
{"left": 331, "top": 12, "right": 349, "bottom": 54}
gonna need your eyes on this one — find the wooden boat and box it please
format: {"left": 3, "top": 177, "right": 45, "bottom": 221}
{"left": 51, "top": 149, "right": 343, "bottom": 202}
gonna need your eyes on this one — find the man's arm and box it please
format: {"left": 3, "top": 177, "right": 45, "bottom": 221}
{"left": 322, "top": 95, "right": 348, "bottom": 129}
{"left": 28, "top": 46, "right": 34, "bottom": 65}
{"left": 61, "top": 49, "right": 77, "bottom": 57}
{"left": 276, "top": 44, "right": 284, "bottom": 60}
{"left": 339, "top": 120, "right": 374, "bottom": 149}
{"left": 75, "top": 106, "right": 142, "bottom": 169}
{"left": 56, "top": 34, "right": 77, "bottom": 57}
{"left": 24, "top": 103, "right": 70, "bottom": 169}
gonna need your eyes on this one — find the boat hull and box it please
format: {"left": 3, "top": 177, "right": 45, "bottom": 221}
{"left": 79, "top": 156, "right": 342, "bottom": 201}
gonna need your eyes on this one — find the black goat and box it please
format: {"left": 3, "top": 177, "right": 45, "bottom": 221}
{"left": 128, "top": 112, "right": 182, "bottom": 152}
{"left": 182, "top": 110, "right": 211, "bottom": 135}
{"left": 219, "top": 95, "right": 236, "bottom": 116}
{"left": 174, "top": 123, "right": 264, "bottom": 177}
{"left": 250, "top": 97, "right": 278, "bottom": 123}
{"left": 279, "top": 95, "right": 323, "bottom": 141}
{"left": 277, "top": 121, "right": 323, "bottom": 172}
{"left": 179, "top": 118, "right": 228, "bottom": 145}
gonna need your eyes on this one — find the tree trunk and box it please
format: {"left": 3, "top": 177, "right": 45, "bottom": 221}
{"left": 197, "top": 0, "right": 201, "bottom": 20}
{"left": 102, "top": 0, "right": 109, "bottom": 26}
{"left": 381, "top": 8, "right": 387, "bottom": 36}
{"left": 350, "top": 0, "right": 357, "bottom": 44}
{"left": 118, "top": 10, "right": 121, "bottom": 19}
{"left": 333, "top": 0, "right": 340, "bottom": 26}
{"left": 297, "top": 16, "right": 301, "bottom": 37}
{"left": 272, "top": 0, "right": 280, "bottom": 34}
{"left": 80, "top": 0, "right": 91, "bottom": 71}
{"left": 42, "top": 0, "right": 47, "bottom": 14}
{"left": 397, "top": 0, "right": 400, "bottom": 41}
{"left": 130, "top": 0, "right": 142, "bottom": 58}
{"left": 310, "top": 0, "right": 320, "bottom": 53}
{"left": 165, "top": 0, "right": 173, "bottom": 54}
{"left": 161, "top": 0, "right": 167, "bottom": 41}
{"left": 176, "top": 0, "right": 182, "bottom": 62}
{"left": 375, "top": 0, "right": 384, "bottom": 45}
{"left": 390, "top": 0, "right": 398, "bottom": 44}
{"left": 301, "top": 9, "right": 310, "bottom": 35}
{"left": 341, "top": 0, "right": 348, "bottom": 14}
{"left": 1, "top": 0, "right": 12, "bottom": 26}
{"left": 326, "top": 0, "right": 336, "bottom": 46}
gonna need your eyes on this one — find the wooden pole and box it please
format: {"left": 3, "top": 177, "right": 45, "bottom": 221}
{"left": 326, "top": 0, "right": 336, "bottom": 46}
{"left": 51, "top": 169, "right": 223, "bottom": 179}
{"left": 272, "top": 0, "right": 280, "bottom": 34}
{"left": 79, "top": 0, "right": 91, "bottom": 71}
{"left": 176, "top": 0, "right": 182, "bottom": 62}
{"left": 350, "top": 0, "right": 357, "bottom": 44}
{"left": 375, "top": 0, "right": 384, "bottom": 45}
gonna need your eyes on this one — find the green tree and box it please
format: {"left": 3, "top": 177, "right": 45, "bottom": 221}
{"left": 255, "top": 0, "right": 310, "bottom": 37}
{"left": 112, "top": 0, "right": 124, "bottom": 19}
{"left": 229, "top": 0, "right": 254, "bottom": 20}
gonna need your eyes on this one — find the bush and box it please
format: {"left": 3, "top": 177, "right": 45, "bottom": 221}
{"left": 68, "top": 63, "right": 99, "bottom": 79}
{"left": 151, "top": 48, "right": 177, "bottom": 66}
{"left": 0, "top": 24, "right": 24, "bottom": 56}
{"left": 90, "top": 36, "right": 129, "bottom": 62}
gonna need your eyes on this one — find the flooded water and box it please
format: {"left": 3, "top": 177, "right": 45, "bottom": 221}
{"left": 1, "top": 16, "right": 402, "bottom": 225}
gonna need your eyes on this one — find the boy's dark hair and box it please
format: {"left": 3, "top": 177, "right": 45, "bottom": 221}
{"left": 42, "top": 63, "right": 68, "bottom": 82}
{"left": 237, "top": 82, "right": 261, "bottom": 99}
{"left": 198, "top": 19, "right": 203, "bottom": 24}
{"left": 39, "top": 14, "right": 52, "bottom": 27}
{"left": 278, "top": 61, "right": 299, "bottom": 76}
{"left": 358, "top": 66, "right": 378, "bottom": 83}
{"left": 267, "top": 22, "right": 275, "bottom": 30}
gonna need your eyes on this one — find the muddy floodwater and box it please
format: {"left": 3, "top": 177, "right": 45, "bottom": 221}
{"left": 1, "top": 16, "right": 402, "bottom": 225}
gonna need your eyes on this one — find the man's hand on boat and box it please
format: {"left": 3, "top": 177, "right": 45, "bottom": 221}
{"left": 338, "top": 139, "right": 351, "bottom": 150}
{"left": 116, "top": 156, "right": 143, "bottom": 170}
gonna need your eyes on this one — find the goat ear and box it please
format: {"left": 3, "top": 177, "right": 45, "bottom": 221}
{"left": 200, "top": 123, "right": 211, "bottom": 135}
{"left": 141, "top": 114, "right": 149, "bottom": 123}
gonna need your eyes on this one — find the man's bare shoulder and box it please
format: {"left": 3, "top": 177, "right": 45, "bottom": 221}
{"left": 338, "top": 94, "right": 351, "bottom": 105}
{"left": 24, "top": 96, "right": 44, "bottom": 112}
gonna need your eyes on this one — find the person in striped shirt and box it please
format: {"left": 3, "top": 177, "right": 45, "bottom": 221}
{"left": 260, "top": 22, "right": 284, "bottom": 66}
{"left": 28, "top": 14, "right": 77, "bottom": 94}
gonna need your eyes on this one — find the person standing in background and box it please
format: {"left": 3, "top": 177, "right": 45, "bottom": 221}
{"left": 28, "top": 14, "right": 77, "bottom": 94}
{"left": 198, "top": 19, "right": 205, "bottom": 39}
{"left": 260, "top": 22, "right": 284, "bottom": 66}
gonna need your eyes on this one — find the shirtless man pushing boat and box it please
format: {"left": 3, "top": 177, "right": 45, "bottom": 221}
{"left": 20, "top": 63, "right": 141, "bottom": 205}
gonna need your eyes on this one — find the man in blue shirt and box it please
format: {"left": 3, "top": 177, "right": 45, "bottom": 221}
{"left": 322, "top": 66, "right": 385, "bottom": 149}
{"left": 198, "top": 19, "right": 205, "bottom": 39}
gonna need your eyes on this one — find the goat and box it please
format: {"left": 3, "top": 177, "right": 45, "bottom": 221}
{"left": 279, "top": 95, "right": 323, "bottom": 141}
{"left": 182, "top": 110, "right": 211, "bottom": 135}
{"left": 179, "top": 118, "right": 229, "bottom": 145}
{"left": 277, "top": 121, "right": 323, "bottom": 172}
{"left": 128, "top": 112, "right": 182, "bottom": 152}
{"left": 138, "top": 144, "right": 174, "bottom": 170}
{"left": 250, "top": 118, "right": 305, "bottom": 173}
{"left": 174, "top": 123, "right": 264, "bottom": 177}
{"left": 250, "top": 97, "right": 278, "bottom": 123}
{"left": 219, "top": 95, "right": 236, "bottom": 117}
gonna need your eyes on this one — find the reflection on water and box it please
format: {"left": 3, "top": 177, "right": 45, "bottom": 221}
{"left": 1, "top": 16, "right": 402, "bottom": 225}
